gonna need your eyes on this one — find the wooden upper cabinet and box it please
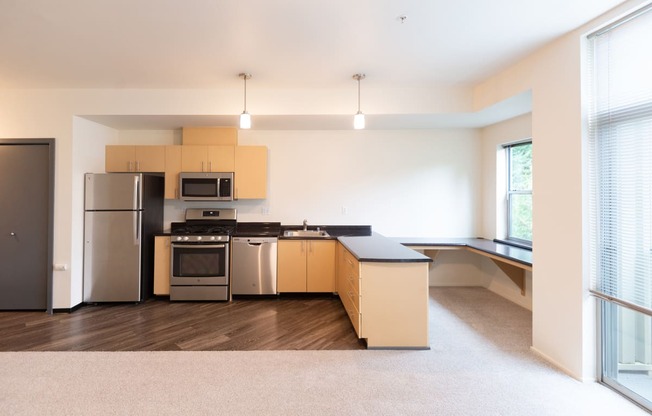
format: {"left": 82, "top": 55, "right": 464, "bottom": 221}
{"left": 208, "top": 145, "right": 235, "bottom": 171}
{"left": 135, "top": 146, "right": 165, "bottom": 172}
{"left": 105, "top": 142, "right": 267, "bottom": 200}
{"left": 182, "top": 127, "right": 237, "bottom": 146}
{"left": 180, "top": 145, "right": 207, "bottom": 172}
{"left": 105, "top": 145, "right": 165, "bottom": 172}
{"left": 105, "top": 146, "right": 135, "bottom": 172}
{"left": 234, "top": 146, "right": 267, "bottom": 199}
{"left": 164, "top": 146, "right": 182, "bottom": 199}
{"left": 181, "top": 145, "right": 235, "bottom": 172}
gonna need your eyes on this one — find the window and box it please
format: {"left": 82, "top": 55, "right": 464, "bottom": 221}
{"left": 587, "top": 4, "right": 652, "bottom": 410}
{"left": 505, "top": 141, "right": 532, "bottom": 244}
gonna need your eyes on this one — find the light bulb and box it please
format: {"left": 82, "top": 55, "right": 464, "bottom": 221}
{"left": 240, "top": 112, "right": 251, "bottom": 129}
{"left": 353, "top": 111, "right": 365, "bottom": 129}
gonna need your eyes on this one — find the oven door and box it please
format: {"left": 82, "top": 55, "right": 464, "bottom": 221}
{"left": 170, "top": 243, "right": 229, "bottom": 286}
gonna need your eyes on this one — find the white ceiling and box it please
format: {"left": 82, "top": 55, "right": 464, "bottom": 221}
{"left": 0, "top": 0, "right": 625, "bottom": 128}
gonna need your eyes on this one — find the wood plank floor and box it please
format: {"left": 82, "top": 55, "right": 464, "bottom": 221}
{"left": 0, "top": 295, "right": 366, "bottom": 351}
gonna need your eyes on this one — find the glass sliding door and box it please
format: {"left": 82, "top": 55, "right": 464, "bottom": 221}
{"left": 587, "top": 4, "right": 652, "bottom": 411}
{"left": 600, "top": 301, "right": 652, "bottom": 408}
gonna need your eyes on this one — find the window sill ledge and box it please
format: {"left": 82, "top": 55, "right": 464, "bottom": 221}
{"left": 493, "top": 238, "right": 532, "bottom": 251}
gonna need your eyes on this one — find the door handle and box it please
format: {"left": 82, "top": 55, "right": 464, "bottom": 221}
{"left": 134, "top": 212, "right": 140, "bottom": 245}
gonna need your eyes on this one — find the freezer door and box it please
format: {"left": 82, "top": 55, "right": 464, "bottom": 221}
{"left": 85, "top": 173, "right": 142, "bottom": 211}
{"left": 83, "top": 211, "right": 142, "bottom": 302}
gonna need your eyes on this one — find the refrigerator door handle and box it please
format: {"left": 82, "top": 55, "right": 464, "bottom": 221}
{"left": 134, "top": 211, "right": 140, "bottom": 244}
{"left": 133, "top": 175, "right": 140, "bottom": 209}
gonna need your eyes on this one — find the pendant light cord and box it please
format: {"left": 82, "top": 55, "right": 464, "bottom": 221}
{"left": 357, "top": 77, "right": 361, "bottom": 113}
{"left": 243, "top": 76, "right": 247, "bottom": 112}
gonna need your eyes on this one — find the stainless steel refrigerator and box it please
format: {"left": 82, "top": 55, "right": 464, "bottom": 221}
{"left": 83, "top": 173, "right": 164, "bottom": 302}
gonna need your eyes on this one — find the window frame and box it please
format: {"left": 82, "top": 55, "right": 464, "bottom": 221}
{"left": 505, "top": 140, "right": 533, "bottom": 246}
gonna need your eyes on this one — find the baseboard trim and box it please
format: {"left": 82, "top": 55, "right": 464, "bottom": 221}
{"left": 53, "top": 302, "right": 83, "bottom": 314}
{"left": 530, "top": 346, "right": 596, "bottom": 382}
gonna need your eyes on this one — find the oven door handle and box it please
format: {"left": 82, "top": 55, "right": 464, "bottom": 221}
{"left": 171, "top": 243, "right": 226, "bottom": 249}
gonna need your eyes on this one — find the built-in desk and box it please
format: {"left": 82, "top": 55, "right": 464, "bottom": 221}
{"left": 393, "top": 238, "right": 532, "bottom": 296}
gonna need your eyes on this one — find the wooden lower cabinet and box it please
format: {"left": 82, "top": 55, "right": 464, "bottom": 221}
{"left": 153, "top": 236, "right": 171, "bottom": 296}
{"left": 337, "top": 243, "right": 429, "bottom": 349}
{"left": 277, "top": 240, "right": 336, "bottom": 293}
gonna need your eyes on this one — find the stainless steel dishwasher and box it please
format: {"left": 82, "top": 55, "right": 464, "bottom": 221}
{"left": 231, "top": 237, "right": 278, "bottom": 295}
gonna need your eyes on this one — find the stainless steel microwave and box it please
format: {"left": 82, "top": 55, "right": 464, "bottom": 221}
{"left": 179, "top": 172, "right": 234, "bottom": 201}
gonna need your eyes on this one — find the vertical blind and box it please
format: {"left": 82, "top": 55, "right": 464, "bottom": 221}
{"left": 588, "top": 4, "right": 652, "bottom": 312}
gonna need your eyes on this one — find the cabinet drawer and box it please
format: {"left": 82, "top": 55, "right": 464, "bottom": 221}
{"left": 340, "top": 289, "right": 360, "bottom": 336}
{"left": 346, "top": 304, "right": 360, "bottom": 335}
{"left": 344, "top": 256, "right": 359, "bottom": 293}
{"left": 345, "top": 279, "right": 360, "bottom": 311}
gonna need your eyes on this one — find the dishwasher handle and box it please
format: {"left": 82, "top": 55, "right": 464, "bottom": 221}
{"left": 232, "top": 237, "right": 278, "bottom": 245}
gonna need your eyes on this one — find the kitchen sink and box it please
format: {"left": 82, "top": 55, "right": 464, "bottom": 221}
{"left": 283, "top": 230, "right": 331, "bottom": 238}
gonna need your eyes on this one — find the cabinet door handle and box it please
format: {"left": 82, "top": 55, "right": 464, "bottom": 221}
{"left": 128, "top": 161, "right": 133, "bottom": 172}
{"left": 136, "top": 161, "right": 140, "bottom": 172}
{"left": 208, "top": 161, "right": 212, "bottom": 172}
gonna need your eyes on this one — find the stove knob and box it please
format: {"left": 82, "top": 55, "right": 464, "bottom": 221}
{"left": 210, "top": 236, "right": 216, "bottom": 241}
{"left": 183, "top": 236, "right": 189, "bottom": 241}
{"left": 176, "top": 236, "right": 183, "bottom": 241}
{"left": 197, "top": 236, "right": 203, "bottom": 241}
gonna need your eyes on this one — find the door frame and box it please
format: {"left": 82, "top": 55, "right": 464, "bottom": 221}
{"left": 0, "top": 139, "right": 55, "bottom": 313}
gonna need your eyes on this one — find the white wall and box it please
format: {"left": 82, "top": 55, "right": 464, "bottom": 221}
{"left": 237, "top": 129, "right": 481, "bottom": 237}
{"left": 71, "top": 117, "right": 119, "bottom": 306}
{"left": 473, "top": 0, "right": 650, "bottom": 380}
{"left": 129, "top": 129, "right": 481, "bottom": 237}
{"left": 479, "top": 113, "right": 533, "bottom": 310}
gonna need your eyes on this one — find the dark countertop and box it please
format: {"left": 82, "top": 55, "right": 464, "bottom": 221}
{"left": 234, "top": 222, "right": 281, "bottom": 237}
{"left": 279, "top": 225, "right": 372, "bottom": 239}
{"left": 338, "top": 233, "right": 432, "bottom": 263}
{"left": 392, "top": 237, "right": 532, "bottom": 267}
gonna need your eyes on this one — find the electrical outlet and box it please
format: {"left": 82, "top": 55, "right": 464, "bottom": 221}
{"left": 261, "top": 206, "right": 270, "bottom": 215}
{"left": 53, "top": 263, "right": 68, "bottom": 271}
{"left": 341, "top": 206, "right": 347, "bottom": 215}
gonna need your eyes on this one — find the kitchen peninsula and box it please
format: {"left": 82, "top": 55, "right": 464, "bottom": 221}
{"left": 336, "top": 233, "right": 432, "bottom": 349}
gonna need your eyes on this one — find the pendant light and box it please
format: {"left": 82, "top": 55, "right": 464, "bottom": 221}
{"left": 239, "top": 73, "right": 252, "bottom": 129}
{"left": 352, "top": 73, "right": 366, "bottom": 129}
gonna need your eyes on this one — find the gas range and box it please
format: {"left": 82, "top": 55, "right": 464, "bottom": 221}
{"left": 169, "top": 208, "right": 236, "bottom": 302}
{"left": 170, "top": 208, "right": 236, "bottom": 243}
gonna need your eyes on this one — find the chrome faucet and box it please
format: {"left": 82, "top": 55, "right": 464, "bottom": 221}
{"left": 303, "top": 219, "right": 308, "bottom": 231}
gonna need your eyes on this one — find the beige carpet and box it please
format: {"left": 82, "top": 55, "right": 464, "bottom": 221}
{"left": 0, "top": 288, "right": 646, "bottom": 415}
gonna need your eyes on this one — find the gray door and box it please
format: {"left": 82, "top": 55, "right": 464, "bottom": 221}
{"left": 0, "top": 144, "right": 50, "bottom": 310}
